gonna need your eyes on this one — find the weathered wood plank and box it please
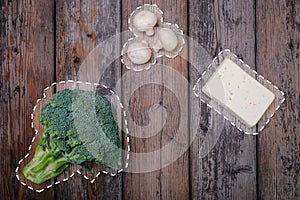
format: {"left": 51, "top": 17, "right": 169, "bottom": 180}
{"left": 189, "top": 0, "right": 257, "bottom": 199}
{"left": 55, "top": 0, "right": 122, "bottom": 199}
{"left": 158, "top": 1, "right": 189, "bottom": 199}
{"left": 122, "top": 0, "right": 189, "bottom": 199}
{"left": 1, "top": 0, "right": 298, "bottom": 199}
{"left": 121, "top": 1, "right": 163, "bottom": 199}
{"left": 0, "top": 0, "right": 55, "bottom": 199}
{"left": 256, "top": 0, "right": 300, "bottom": 199}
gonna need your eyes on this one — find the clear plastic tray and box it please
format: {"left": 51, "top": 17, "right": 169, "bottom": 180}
{"left": 15, "top": 80, "right": 130, "bottom": 192}
{"left": 121, "top": 4, "right": 185, "bottom": 71}
{"left": 193, "top": 49, "right": 285, "bottom": 135}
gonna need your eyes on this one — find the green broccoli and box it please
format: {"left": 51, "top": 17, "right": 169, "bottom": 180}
{"left": 22, "top": 89, "right": 121, "bottom": 184}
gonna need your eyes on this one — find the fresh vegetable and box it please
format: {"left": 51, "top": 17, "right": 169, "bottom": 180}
{"left": 22, "top": 89, "right": 121, "bottom": 184}
{"left": 127, "top": 40, "right": 152, "bottom": 65}
{"left": 133, "top": 10, "right": 157, "bottom": 36}
{"left": 153, "top": 28, "right": 178, "bottom": 52}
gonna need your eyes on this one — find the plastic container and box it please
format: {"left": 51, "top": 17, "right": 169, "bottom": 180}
{"left": 15, "top": 80, "right": 130, "bottom": 192}
{"left": 193, "top": 49, "right": 285, "bottom": 135}
{"left": 121, "top": 4, "right": 185, "bottom": 71}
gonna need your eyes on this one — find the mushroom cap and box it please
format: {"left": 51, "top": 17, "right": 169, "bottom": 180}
{"left": 157, "top": 28, "right": 178, "bottom": 51}
{"left": 133, "top": 10, "right": 157, "bottom": 33}
{"left": 127, "top": 41, "right": 152, "bottom": 65}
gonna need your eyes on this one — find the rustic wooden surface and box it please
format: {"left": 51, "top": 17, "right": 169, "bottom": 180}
{"left": 189, "top": 0, "right": 257, "bottom": 199}
{"left": 256, "top": 1, "right": 300, "bottom": 199}
{"left": 55, "top": 0, "right": 122, "bottom": 200}
{"left": 122, "top": 1, "right": 189, "bottom": 200}
{"left": 0, "top": 0, "right": 299, "bottom": 200}
{"left": 0, "top": 0, "right": 56, "bottom": 199}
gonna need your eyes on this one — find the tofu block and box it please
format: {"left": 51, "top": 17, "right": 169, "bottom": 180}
{"left": 202, "top": 58, "right": 275, "bottom": 128}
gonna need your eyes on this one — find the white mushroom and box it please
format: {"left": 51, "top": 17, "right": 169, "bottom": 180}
{"left": 127, "top": 40, "right": 152, "bottom": 65}
{"left": 133, "top": 10, "right": 157, "bottom": 36}
{"left": 153, "top": 28, "right": 178, "bottom": 52}
{"left": 152, "top": 40, "right": 163, "bottom": 53}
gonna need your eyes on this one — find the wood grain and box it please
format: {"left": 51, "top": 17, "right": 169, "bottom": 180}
{"left": 256, "top": 0, "right": 300, "bottom": 199}
{"left": 189, "top": 0, "right": 257, "bottom": 199}
{"left": 55, "top": 0, "right": 122, "bottom": 199}
{"left": 0, "top": 0, "right": 55, "bottom": 199}
{"left": 121, "top": 0, "right": 189, "bottom": 200}
{"left": 158, "top": 1, "right": 189, "bottom": 199}
{"left": 0, "top": 0, "right": 299, "bottom": 199}
{"left": 121, "top": 1, "right": 165, "bottom": 199}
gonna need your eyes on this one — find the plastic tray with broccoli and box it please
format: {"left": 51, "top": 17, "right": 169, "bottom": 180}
{"left": 22, "top": 89, "right": 121, "bottom": 184}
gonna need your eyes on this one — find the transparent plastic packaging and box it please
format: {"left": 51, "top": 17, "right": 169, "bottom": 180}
{"left": 15, "top": 80, "right": 130, "bottom": 192}
{"left": 121, "top": 4, "right": 185, "bottom": 71}
{"left": 193, "top": 49, "right": 285, "bottom": 135}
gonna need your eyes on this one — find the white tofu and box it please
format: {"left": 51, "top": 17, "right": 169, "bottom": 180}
{"left": 202, "top": 58, "right": 275, "bottom": 128}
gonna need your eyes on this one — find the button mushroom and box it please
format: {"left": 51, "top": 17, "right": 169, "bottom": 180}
{"left": 153, "top": 28, "right": 178, "bottom": 52}
{"left": 127, "top": 40, "right": 152, "bottom": 65}
{"left": 133, "top": 10, "right": 157, "bottom": 36}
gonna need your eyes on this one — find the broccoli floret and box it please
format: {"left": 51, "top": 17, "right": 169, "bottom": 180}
{"left": 22, "top": 89, "right": 121, "bottom": 184}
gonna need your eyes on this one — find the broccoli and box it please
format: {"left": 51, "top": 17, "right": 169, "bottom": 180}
{"left": 22, "top": 89, "right": 121, "bottom": 184}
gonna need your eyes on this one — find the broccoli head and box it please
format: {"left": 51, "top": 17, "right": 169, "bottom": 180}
{"left": 22, "top": 89, "right": 121, "bottom": 184}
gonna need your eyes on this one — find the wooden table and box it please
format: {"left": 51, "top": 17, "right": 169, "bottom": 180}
{"left": 1, "top": 0, "right": 299, "bottom": 199}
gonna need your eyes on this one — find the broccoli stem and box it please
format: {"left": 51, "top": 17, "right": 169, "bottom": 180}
{"left": 22, "top": 135, "right": 70, "bottom": 184}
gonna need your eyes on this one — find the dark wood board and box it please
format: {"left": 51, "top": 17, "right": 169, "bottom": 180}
{"left": 0, "top": 0, "right": 55, "bottom": 199}
{"left": 189, "top": 0, "right": 257, "bottom": 199}
{"left": 55, "top": 0, "right": 122, "bottom": 199}
{"left": 121, "top": 0, "right": 189, "bottom": 200}
{"left": 256, "top": 0, "right": 300, "bottom": 199}
{"left": 0, "top": 0, "right": 299, "bottom": 199}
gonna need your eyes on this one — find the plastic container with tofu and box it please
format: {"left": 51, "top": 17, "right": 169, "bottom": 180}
{"left": 193, "top": 49, "right": 285, "bottom": 134}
